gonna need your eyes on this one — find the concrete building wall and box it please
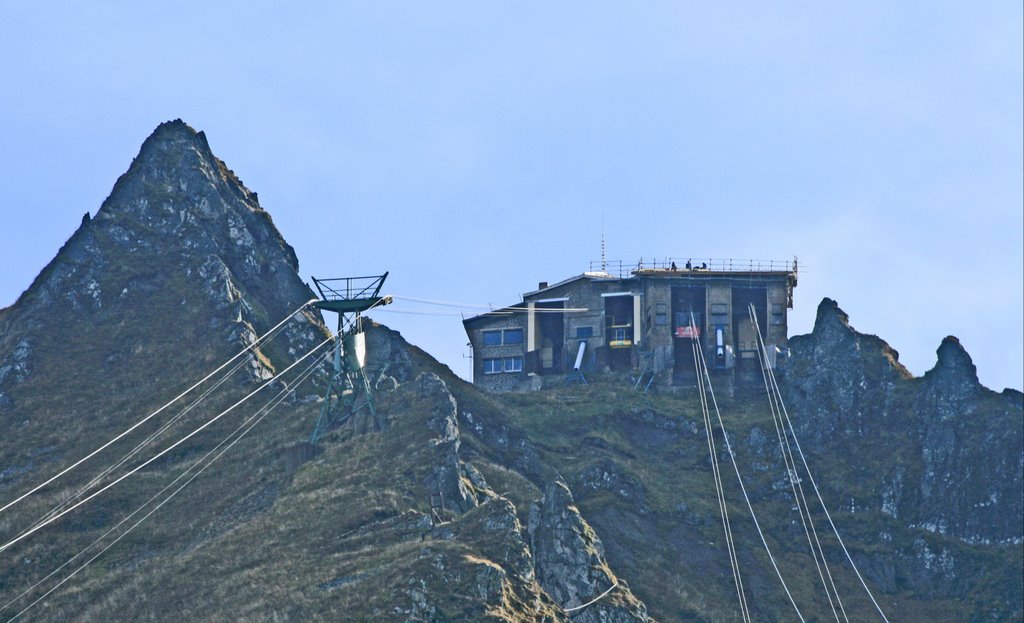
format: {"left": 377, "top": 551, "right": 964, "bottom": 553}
{"left": 525, "top": 277, "right": 641, "bottom": 373}
{"left": 640, "top": 279, "right": 673, "bottom": 375}
{"left": 565, "top": 308, "right": 604, "bottom": 372}
{"left": 529, "top": 280, "right": 591, "bottom": 373}
{"left": 767, "top": 283, "right": 789, "bottom": 346}
{"left": 707, "top": 282, "right": 732, "bottom": 357}
{"left": 541, "top": 280, "right": 603, "bottom": 349}
{"left": 465, "top": 315, "right": 528, "bottom": 392}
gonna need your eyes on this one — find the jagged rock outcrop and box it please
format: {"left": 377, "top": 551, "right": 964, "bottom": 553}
{"left": 529, "top": 480, "right": 650, "bottom": 622}
{"left": 919, "top": 336, "right": 983, "bottom": 416}
{"left": 907, "top": 337, "right": 1023, "bottom": 544}
{"left": 785, "top": 298, "right": 910, "bottom": 440}
{"left": 787, "top": 299, "right": 1023, "bottom": 546}
{"left": 417, "top": 372, "right": 480, "bottom": 514}
{"left": 456, "top": 297, "right": 1021, "bottom": 622}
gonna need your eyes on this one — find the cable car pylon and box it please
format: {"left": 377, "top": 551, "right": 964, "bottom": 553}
{"left": 308, "top": 273, "right": 391, "bottom": 443}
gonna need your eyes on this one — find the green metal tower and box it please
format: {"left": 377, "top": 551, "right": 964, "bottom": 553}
{"left": 309, "top": 273, "right": 391, "bottom": 444}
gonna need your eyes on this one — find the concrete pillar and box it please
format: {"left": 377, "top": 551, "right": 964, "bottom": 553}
{"left": 527, "top": 301, "right": 536, "bottom": 351}
{"left": 633, "top": 294, "right": 642, "bottom": 345}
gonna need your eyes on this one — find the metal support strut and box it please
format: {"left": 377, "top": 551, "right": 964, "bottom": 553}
{"left": 308, "top": 273, "right": 391, "bottom": 444}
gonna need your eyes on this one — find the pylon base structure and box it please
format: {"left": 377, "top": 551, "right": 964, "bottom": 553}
{"left": 308, "top": 273, "right": 390, "bottom": 444}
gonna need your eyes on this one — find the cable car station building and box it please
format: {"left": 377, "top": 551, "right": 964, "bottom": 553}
{"left": 463, "top": 258, "right": 798, "bottom": 392}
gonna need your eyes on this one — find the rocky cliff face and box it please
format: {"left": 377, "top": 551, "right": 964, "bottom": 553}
{"left": 0, "top": 122, "right": 654, "bottom": 622}
{"left": 0, "top": 122, "right": 1019, "bottom": 622}
{"left": 448, "top": 307, "right": 1021, "bottom": 623}
{"left": 2, "top": 124, "right": 335, "bottom": 507}
{"left": 0, "top": 120, "right": 324, "bottom": 419}
{"left": 529, "top": 480, "right": 650, "bottom": 622}
{"left": 787, "top": 299, "right": 1023, "bottom": 546}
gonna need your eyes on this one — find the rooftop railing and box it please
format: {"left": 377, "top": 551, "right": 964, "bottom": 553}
{"left": 312, "top": 273, "right": 388, "bottom": 302}
{"left": 589, "top": 258, "right": 798, "bottom": 279}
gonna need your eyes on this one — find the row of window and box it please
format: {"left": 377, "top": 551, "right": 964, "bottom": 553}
{"left": 482, "top": 328, "right": 523, "bottom": 346}
{"left": 483, "top": 357, "right": 524, "bottom": 374}
{"left": 480, "top": 303, "right": 786, "bottom": 349}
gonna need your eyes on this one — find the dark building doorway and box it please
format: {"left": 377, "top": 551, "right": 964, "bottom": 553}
{"left": 672, "top": 285, "right": 706, "bottom": 378}
{"left": 732, "top": 286, "right": 767, "bottom": 373}
{"left": 537, "top": 301, "right": 565, "bottom": 373}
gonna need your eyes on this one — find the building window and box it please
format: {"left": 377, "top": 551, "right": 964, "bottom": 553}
{"left": 483, "top": 357, "right": 523, "bottom": 374}
{"left": 575, "top": 326, "right": 594, "bottom": 338}
{"left": 503, "top": 328, "right": 523, "bottom": 345}
{"left": 482, "top": 328, "right": 523, "bottom": 346}
{"left": 772, "top": 303, "right": 784, "bottom": 315}
{"left": 655, "top": 303, "right": 668, "bottom": 326}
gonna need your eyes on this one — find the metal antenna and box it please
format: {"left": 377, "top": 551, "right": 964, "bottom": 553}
{"left": 601, "top": 211, "right": 607, "bottom": 271}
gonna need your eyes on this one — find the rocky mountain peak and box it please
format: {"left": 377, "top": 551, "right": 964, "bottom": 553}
{"left": 140, "top": 118, "right": 210, "bottom": 155}
{"left": 787, "top": 299, "right": 1021, "bottom": 553}
{"left": 119, "top": 118, "right": 222, "bottom": 183}
{"left": 796, "top": 297, "right": 910, "bottom": 383}
{"left": 93, "top": 119, "right": 286, "bottom": 264}
{"left": 812, "top": 296, "right": 850, "bottom": 335}
{"left": 0, "top": 121, "right": 325, "bottom": 414}
{"left": 926, "top": 336, "right": 980, "bottom": 386}
{"left": 65, "top": 119, "right": 306, "bottom": 318}
{"left": 917, "top": 335, "right": 985, "bottom": 424}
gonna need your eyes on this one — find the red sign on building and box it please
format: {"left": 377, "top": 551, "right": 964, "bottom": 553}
{"left": 675, "top": 326, "right": 701, "bottom": 339}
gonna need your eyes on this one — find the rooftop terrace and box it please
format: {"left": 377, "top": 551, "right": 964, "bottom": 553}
{"left": 591, "top": 258, "right": 798, "bottom": 279}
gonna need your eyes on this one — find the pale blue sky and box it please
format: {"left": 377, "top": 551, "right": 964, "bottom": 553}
{"left": 1, "top": 2, "right": 1021, "bottom": 390}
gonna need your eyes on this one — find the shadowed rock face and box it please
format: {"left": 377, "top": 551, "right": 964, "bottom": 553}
{"left": 529, "top": 480, "right": 650, "bottom": 623}
{"left": 351, "top": 324, "right": 654, "bottom": 621}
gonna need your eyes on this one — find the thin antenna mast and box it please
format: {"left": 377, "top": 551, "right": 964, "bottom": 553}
{"left": 601, "top": 211, "right": 606, "bottom": 271}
